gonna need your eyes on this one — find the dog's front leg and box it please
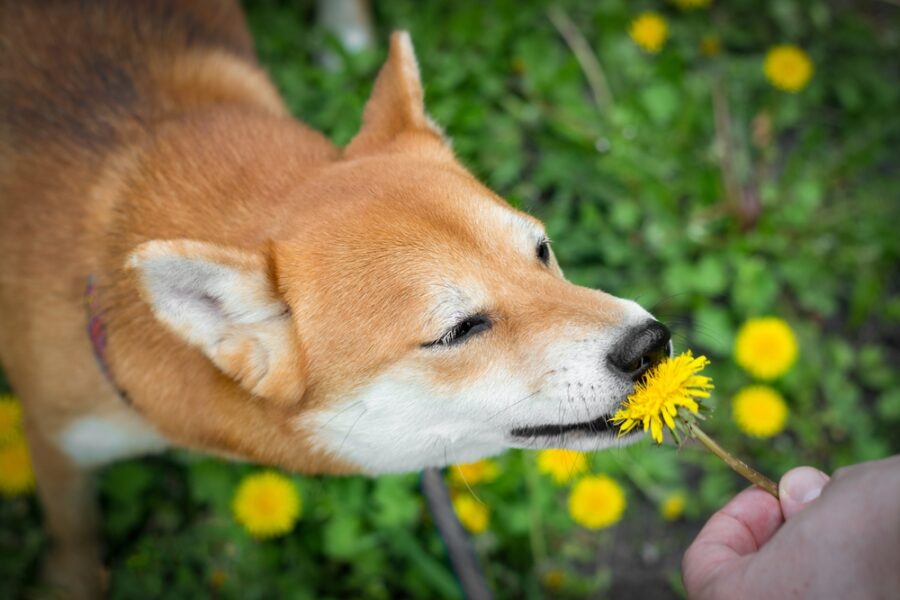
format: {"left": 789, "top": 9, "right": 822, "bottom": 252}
{"left": 25, "top": 422, "right": 104, "bottom": 599}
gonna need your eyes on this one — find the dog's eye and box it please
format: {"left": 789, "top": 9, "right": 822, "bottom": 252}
{"left": 536, "top": 238, "right": 551, "bottom": 265}
{"left": 426, "top": 314, "right": 492, "bottom": 348}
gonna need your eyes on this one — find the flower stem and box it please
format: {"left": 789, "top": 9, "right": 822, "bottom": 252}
{"left": 547, "top": 7, "right": 615, "bottom": 112}
{"left": 689, "top": 423, "right": 779, "bottom": 497}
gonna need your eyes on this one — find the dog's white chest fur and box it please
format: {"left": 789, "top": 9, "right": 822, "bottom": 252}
{"left": 59, "top": 412, "right": 169, "bottom": 467}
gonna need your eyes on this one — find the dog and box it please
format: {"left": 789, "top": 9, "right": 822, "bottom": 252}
{"left": 0, "top": 1, "right": 672, "bottom": 596}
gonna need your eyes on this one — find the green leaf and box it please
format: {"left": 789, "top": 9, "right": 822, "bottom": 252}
{"left": 876, "top": 390, "right": 900, "bottom": 421}
{"left": 692, "top": 256, "right": 730, "bottom": 296}
{"left": 732, "top": 257, "right": 778, "bottom": 315}
{"left": 386, "top": 530, "right": 463, "bottom": 600}
{"left": 322, "top": 514, "right": 366, "bottom": 560}
{"left": 692, "top": 304, "right": 734, "bottom": 356}
{"left": 640, "top": 83, "right": 679, "bottom": 126}
{"left": 371, "top": 476, "right": 421, "bottom": 529}
{"left": 188, "top": 460, "right": 237, "bottom": 513}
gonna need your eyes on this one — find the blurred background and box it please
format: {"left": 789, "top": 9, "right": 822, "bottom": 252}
{"left": 1, "top": 0, "right": 898, "bottom": 598}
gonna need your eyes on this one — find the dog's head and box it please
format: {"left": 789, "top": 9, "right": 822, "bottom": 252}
{"left": 129, "top": 33, "right": 671, "bottom": 473}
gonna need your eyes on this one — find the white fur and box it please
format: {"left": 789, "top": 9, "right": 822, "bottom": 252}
{"left": 426, "top": 280, "right": 489, "bottom": 333}
{"left": 473, "top": 199, "right": 545, "bottom": 256}
{"left": 129, "top": 241, "right": 303, "bottom": 402}
{"left": 391, "top": 31, "right": 448, "bottom": 142}
{"left": 307, "top": 297, "right": 657, "bottom": 473}
{"left": 60, "top": 414, "right": 169, "bottom": 468}
{"left": 130, "top": 247, "right": 284, "bottom": 351}
{"left": 303, "top": 365, "right": 520, "bottom": 473}
{"left": 395, "top": 31, "right": 420, "bottom": 83}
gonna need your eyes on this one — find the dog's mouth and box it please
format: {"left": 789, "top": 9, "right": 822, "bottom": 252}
{"left": 510, "top": 413, "right": 617, "bottom": 438}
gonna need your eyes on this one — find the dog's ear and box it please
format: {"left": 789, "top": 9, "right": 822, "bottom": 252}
{"left": 345, "top": 31, "right": 448, "bottom": 158}
{"left": 127, "top": 240, "right": 306, "bottom": 405}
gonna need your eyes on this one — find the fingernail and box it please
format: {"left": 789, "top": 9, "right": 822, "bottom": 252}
{"left": 782, "top": 467, "right": 829, "bottom": 504}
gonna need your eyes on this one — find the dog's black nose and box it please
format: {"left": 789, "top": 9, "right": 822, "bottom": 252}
{"left": 608, "top": 321, "right": 672, "bottom": 380}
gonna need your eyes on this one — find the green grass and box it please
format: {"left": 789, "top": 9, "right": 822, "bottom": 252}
{"left": 2, "top": 0, "right": 898, "bottom": 598}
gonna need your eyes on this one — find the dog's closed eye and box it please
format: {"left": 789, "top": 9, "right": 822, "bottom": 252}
{"left": 424, "top": 314, "right": 492, "bottom": 348}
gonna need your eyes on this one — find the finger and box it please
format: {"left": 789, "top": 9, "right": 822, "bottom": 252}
{"left": 682, "top": 486, "right": 782, "bottom": 595}
{"left": 779, "top": 466, "right": 830, "bottom": 520}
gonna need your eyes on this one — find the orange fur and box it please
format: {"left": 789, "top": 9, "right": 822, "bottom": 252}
{"left": 0, "top": 2, "right": 654, "bottom": 596}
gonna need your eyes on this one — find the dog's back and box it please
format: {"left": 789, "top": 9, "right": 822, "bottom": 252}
{"left": 0, "top": 0, "right": 287, "bottom": 234}
{"left": 0, "top": 0, "right": 286, "bottom": 393}
{"left": 0, "top": 0, "right": 259, "bottom": 155}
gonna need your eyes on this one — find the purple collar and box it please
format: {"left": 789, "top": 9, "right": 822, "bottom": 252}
{"left": 85, "top": 275, "right": 112, "bottom": 377}
{"left": 85, "top": 275, "right": 130, "bottom": 403}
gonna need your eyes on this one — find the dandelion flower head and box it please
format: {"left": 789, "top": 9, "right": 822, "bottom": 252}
{"left": 453, "top": 494, "right": 489, "bottom": 534}
{"left": 0, "top": 439, "right": 35, "bottom": 496}
{"left": 0, "top": 395, "right": 24, "bottom": 447}
{"left": 734, "top": 317, "right": 798, "bottom": 380}
{"left": 764, "top": 45, "right": 814, "bottom": 92}
{"left": 568, "top": 475, "right": 626, "bottom": 530}
{"left": 541, "top": 569, "right": 566, "bottom": 592}
{"left": 629, "top": 12, "right": 668, "bottom": 54}
{"left": 537, "top": 449, "right": 587, "bottom": 485}
{"left": 232, "top": 471, "right": 301, "bottom": 539}
{"left": 209, "top": 568, "right": 228, "bottom": 591}
{"left": 732, "top": 385, "right": 788, "bottom": 438}
{"left": 450, "top": 459, "right": 499, "bottom": 487}
{"left": 661, "top": 492, "right": 686, "bottom": 521}
{"left": 611, "top": 351, "right": 713, "bottom": 444}
{"left": 700, "top": 35, "right": 721, "bottom": 57}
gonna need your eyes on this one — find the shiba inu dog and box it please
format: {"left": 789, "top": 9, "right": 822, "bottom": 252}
{"left": 0, "top": 1, "right": 671, "bottom": 595}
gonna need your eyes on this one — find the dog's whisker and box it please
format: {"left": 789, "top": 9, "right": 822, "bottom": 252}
{"left": 312, "top": 399, "right": 366, "bottom": 436}
{"left": 484, "top": 390, "right": 540, "bottom": 422}
{"left": 335, "top": 407, "right": 367, "bottom": 459}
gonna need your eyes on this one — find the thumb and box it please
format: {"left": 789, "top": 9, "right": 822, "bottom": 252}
{"left": 682, "top": 487, "right": 782, "bottom": 596}
{"left": 779, "top": 466, "right": 830, "bottom": 520}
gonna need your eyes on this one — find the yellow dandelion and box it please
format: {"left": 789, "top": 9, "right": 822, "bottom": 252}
{"left": 734, "top": 317, "right": 798, "bottom": 380}
{"left": 232, "top": 471, "right": 301, "bottom": 539}
{"left": 671, "top": 0, "right": 712, "bottom": 9}
{"left": 568, "top": 475, "right": 626, "bottom": 530}
{"left": 541, "top": 569, "right": 566, "bottom": 591}
{"left": 629, "top": 12, "right": 668, "bottom": 54}
{"left": 449, "top": 459, "right": 499, "bottom": 487}
{"left": 536, "top": 449, "right": 588, "bottom": 485}
{"left": 0, "top": 439, "right": 35, "bottom": 496}
{"left": 764, "top": 45, "right": 814, "bottom": 92}
{"left": 661, "top": 492, "right": 686, "bottom": 521}
{"left": 0, "top": 395, "right": 24, "bottom": 446}
{"left": 700, "top": 34, "right": 721, "bottom": 57}
{"left": 612, "top": 349, "right": 780, "bottom": 497}
{"left": 611, "top": 352, "right": 713, "bottom": 444}
{"left": 732, "top": 385, "right": 788, "bottom": 438}
{"left": 452, "top": 495, "right": 489, "bottom": 534}
{"left": 209, "top": 568, "right": 227, "bottom": 590}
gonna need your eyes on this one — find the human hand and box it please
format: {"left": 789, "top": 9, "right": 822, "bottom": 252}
{"left": 682, "top": 455, "right": 900, "bottom": 600}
